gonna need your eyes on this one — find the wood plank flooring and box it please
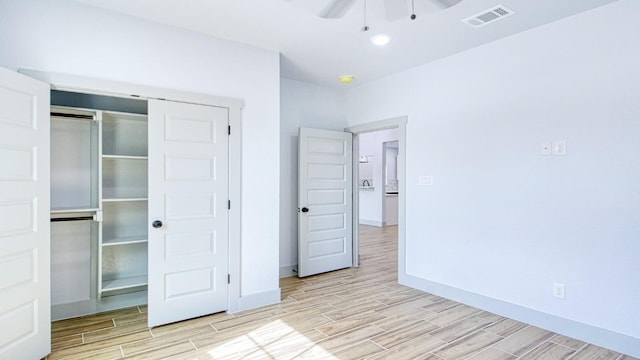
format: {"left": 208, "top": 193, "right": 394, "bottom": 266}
{"left": 47, "top": 225, "right": 638, "bottom": 360}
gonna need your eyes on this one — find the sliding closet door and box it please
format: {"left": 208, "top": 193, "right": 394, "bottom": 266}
{"left": 0, "top": 68, "right": 51, "bottom": 358}
{"left": 147, "top": 99, "right": 229, "bottom": 328}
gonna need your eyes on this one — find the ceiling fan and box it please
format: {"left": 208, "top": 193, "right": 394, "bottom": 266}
{"left": 284, "top": 0, "right": 464, "bottom": 22}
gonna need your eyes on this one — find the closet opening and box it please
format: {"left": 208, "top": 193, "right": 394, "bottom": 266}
{"left": 50, "top": 90, "right": 149, "bottom": 320}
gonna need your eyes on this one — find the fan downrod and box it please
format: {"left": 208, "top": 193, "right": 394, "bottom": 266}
{"left": 410, "top": 0, "right": 417, "bottom": 20}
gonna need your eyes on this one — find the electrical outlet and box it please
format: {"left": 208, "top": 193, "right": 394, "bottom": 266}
{"left": 553, "top": 283, "right": 566, "bottom": 299}
{"left": 541, "top": 142, "right": 552, "bottom": 156}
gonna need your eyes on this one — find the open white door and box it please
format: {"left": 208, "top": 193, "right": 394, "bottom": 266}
{"left": 298, "top": 127, "right": 353, "bottom": 277}
{"left": 148, "top": 99, "right": 229, "bottom": 327}
{"left": 0, "top": 68, "right": 51, "bottom": 358}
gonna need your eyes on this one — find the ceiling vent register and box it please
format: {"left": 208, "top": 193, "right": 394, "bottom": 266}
{"left": 463, "top": 5, "right": 514, "bottom": 28}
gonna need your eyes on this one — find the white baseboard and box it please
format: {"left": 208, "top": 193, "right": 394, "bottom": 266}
{"left": 55, "top": 288, "right": 284, "bottom": 324}
{"left": 399, "top": 273, "right": 640, "bottom": 358}
{"left": 359, "top": 219, "right": 385, "bottom": 227}
{"left": 235, "top": 288, "right": 281, "bottom": 313}
{"left": 52, "top": 291, "right": 147, "bottom": 321}
{"left": 280, "top": 265, "right": 297, "bottom": 278}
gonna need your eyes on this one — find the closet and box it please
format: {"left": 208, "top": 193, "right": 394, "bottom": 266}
{"left": 46, "top": 89, "right": 235, "bottom": 328}
{"left": 0, "top": 68, "right": 245, "bottom": 359}
{"left": 50, "top": 92, "right": 150, "bottom": 319}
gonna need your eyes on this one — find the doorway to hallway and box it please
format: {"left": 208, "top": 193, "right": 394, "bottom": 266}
{"left": 346, "top": 116, "right": 406, "bottom": 269}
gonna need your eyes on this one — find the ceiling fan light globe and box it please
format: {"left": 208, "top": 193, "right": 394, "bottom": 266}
{"left": 370, "top": 34, "right": 391, "bottom": 46}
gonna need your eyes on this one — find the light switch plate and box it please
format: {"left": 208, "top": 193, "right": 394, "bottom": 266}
{"left": 418, "top": 176, "right": 433, "bottom": 186}
{"left": 541, "top": 142, "right": 552, "bottom": 156}
{"left": 553, "top": 140, "right": 567, "bottom": 156}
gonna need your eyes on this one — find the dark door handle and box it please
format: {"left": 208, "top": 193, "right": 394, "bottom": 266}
{"left": 152, "top": 220, "right": 163, "bottom": 228}
{"left": 301, "top": 207, "right": 309, "bottom": 213}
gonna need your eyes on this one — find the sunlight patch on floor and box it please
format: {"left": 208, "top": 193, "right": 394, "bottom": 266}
{"left": 204, "top": 319, "right": 339, "bottom": 359}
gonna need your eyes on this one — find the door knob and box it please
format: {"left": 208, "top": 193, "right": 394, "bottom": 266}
{"left": 152, "top": 220, "right": 163, "bottom": 228}
{"left": 301, "top": 207, "right": 309, "bottom": 213}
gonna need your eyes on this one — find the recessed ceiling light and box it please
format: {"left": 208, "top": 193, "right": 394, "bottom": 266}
{"left": 339, "top": 75, "right": 355, "bottom": 84}
{"left": 370, "top": 34, "right": 391, "bottom": 46}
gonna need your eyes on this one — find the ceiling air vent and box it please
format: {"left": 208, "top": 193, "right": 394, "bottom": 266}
{"left": 463, "top": 5, "right": 514, "bottom": 28}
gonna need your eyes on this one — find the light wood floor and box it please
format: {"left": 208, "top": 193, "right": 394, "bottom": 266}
{"left": 47, "top": 225, "right": 637, "bottom": 360}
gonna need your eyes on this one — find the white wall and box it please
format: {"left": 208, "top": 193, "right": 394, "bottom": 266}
{"left": 280, "top": 79, "right": 347, "bottom": 276}
{"left": 0, "top": 0, "right": 281, "bottom": 307}
{"left": 346, "top": 0, "right": 640, "bottom": 356}
{"left": 358, "top": 129, "right": 398, "bottom": 226}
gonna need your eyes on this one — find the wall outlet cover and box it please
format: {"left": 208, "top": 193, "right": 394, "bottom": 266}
{"left": 553, "top": 282, "right": 566, "bottom": 299}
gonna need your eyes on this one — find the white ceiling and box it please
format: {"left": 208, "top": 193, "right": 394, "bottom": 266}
{"left": 70, "top": 0, "right": 617, "bottom": 88}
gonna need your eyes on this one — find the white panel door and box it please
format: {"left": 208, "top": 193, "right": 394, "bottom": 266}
{"left": 298, "top": 128, "right": 352, "bottom": 277}
{"left": 148, "top": 99, "right": 229, "bottom": 327}
{"left": 0, "top": 68, "right": 51, "bottom": 358}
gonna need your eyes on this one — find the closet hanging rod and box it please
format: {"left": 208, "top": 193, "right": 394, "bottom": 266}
{"left": 50, "top": 112, "right": 94, "bottom": 120}
{"left": 51, "top": 216, "right": 95, "bottom": 222}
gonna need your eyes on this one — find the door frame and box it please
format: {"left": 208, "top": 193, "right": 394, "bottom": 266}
{"left": 382, "top": 140, "right": 399, "bottom": 226}
{"left": 345, "top": 116, "right": 407, "bottom": 271}
{"left": 18, "top": 69, "right": 244, "bottom": 313}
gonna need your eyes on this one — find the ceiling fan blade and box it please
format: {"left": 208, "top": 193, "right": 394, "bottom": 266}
{"left": 319, "top": 0, "right": 358, "bottom": 18}
{"left": 383, "top": 0, "right": 409, "bottom": 22}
